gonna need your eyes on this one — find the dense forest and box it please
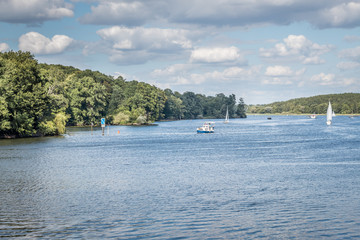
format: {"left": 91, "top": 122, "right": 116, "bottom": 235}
{"left": 248, "top": 93, "right": 360, "bottom": 114}
{"left": 0, "top": 51, "right": 246, "bottom": 138}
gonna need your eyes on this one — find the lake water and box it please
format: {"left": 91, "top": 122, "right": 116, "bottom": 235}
{"left": 1, "top": 115, "right": 360, "bottom": 239}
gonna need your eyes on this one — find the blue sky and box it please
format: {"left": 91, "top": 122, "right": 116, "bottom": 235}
{"left": 1, "top": 0, "right": 360, "bottom": 104}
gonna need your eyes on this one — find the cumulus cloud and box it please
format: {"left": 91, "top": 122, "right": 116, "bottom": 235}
{"left": 152, "top": 64, "right": 192, "bottom": 77}
{"left": 302, "top": 56, "right": 325, "bottom": 65}
{"left": 310, "top": 73, "right": 336, "bottom": 86}
{"left": 0, "top": 43, "right": 10, "bottom": 52}
{"left": 342, "top": 78, "right": 356, "bottom": 85}
{"left": 151, "top": 64, "right": 260, "bottom": 87}
{"left": 260, "top": 35, "right": 333, "bottom": 64}
{"left": 315, "top": 2, "right": 360, "bottom": 28}
{"left": 265, "top": 65, "right": 293, "bottom": 76}
{"left": 97, "top": 26, "right": 194, "bottom": 52}
{"left": 19, "top": 32, "right": 74, "bottom": 55}
{"left": 190, "top": 46, "right": 245, "bottom": 64}
{"left": 195, "top": 67, "right": 259, "bottom": 82}
{"left": 337, "top": 61, "right": 360, "bottom": 70}
{"left": 0, "top": 0, "right": 73, "bottom": 24}
{"left": 263, "top": 65, "right": 305, "bottom": 85}
{"left": 78, "top": 0, "right": 360, "bottom": 29}
{"left": 80, "top": 1, "right": 154, "bottom": 26}
{"left": 338, "top": 46, "right": 360, "bottom": 61}
{"left": 94, "top": 26, "right": 204, "bottom": 64}
{"left": 262, "top": 78, "right": 293, "bottom": 85}
{"left": 310, "top": 72, "right": 356, "bottom": 86}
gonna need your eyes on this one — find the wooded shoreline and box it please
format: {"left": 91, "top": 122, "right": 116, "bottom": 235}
{"left": 0, "top": 51, "right": 246, "bottom": 138}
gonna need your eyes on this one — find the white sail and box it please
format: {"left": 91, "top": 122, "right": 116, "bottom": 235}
{"left": 224, "top": 106, "right": 229, "bottom": 123}
{"left": 326, "top": 101, "right": 332, "bottom": 125}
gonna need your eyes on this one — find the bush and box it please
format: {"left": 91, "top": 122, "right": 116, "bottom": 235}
{"left": 39, "top": 120, "right": 57, "bottom": 136}
{"left": 54, "top": 112, "right": 68, "bottom": 134}
{"left": 113, "top": 111, "right": 130, "bottom": 125}
{"left": 136, "top": 115, "right": 147, "bottom": 124}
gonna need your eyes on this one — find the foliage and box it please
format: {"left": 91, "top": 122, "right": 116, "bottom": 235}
{"left": 0, "top": 51, "right": 247, "bottom": 138}
{"left": 65, "top": 74, "right": 108, "bottom": 126}
{"left": 248, "top": 93, "right": 360, "bottom": 114}
{"left": 162, "top": 90, "right": 247, "bottom": 120}
{"left": 0, "top": 51, "right": 51, "bottom": 137}
{"left": 112, "top": 111, "right": 130, "bottom": 125}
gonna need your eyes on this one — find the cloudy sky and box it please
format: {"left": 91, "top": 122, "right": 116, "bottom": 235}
{"left": 1, "top": 0, "right": 360, "bottom": 104}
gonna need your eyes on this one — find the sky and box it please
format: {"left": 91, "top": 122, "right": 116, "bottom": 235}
{"left": 1, "top": 0, "right": 360, "bottom": 104}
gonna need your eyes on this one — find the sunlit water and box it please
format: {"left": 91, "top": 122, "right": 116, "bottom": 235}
{"left": 1, "top": 115, "right": 360, "bottom": 239}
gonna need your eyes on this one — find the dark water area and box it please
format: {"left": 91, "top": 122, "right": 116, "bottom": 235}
{"left": 1, "top": 115, "right": 360, "bottom": 239}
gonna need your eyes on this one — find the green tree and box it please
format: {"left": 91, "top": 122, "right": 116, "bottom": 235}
{"left": 236, "top": 97, "right": 247, "bottom": 118}
{"left": 181, "top": 91, "right": 203, "bottom": 119}
{"left": 162, "top": 89, "right": 184, "bottom": 120}
{"left": 65, "top": 74, "right": 107, "bottom": 126}
{"left": 0, "top": 51, "right": 51, "bottom": 136}
{"left": 125, "top": 82, "right": 166, "bottom": 122}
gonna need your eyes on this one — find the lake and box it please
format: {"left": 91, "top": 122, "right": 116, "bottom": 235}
{"left": 1, "top": 115, "right": 360, "bottom": 239}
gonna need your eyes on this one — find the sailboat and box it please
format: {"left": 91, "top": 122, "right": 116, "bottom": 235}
{"left": 224, "top": 106, "right": 229, "bottom": 123}
{"left": 326, "top": 101, "right": 332, "bottom": 125}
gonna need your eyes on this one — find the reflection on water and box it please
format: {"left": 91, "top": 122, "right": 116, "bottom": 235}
{"left": 1, "top": 116, "right": 360, "bottom": 239}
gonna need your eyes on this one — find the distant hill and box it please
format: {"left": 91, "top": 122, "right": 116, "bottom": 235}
{"left": 248, "top": 93, "right": 360, "bottom": 114}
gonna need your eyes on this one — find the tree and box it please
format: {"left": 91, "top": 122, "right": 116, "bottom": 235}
{"left": 65, "top": 74, "right": 107, "bottom": 126}
{"left": 181, "top": 91, "right": 203, "bottom": 119}
{"left": 108, "top": 76, "right": 126, "bottom": 115}
{"left": 236, "top": 97, "right": 247, "bottom": 118}
{"left": 125, "top": 82, "right": 166, "bottom": 122}
{"left": 0, "top": 51, "right": 51, "bottom": 136}
{"left": 162, "top": 89, "right": 184, "bottom": 120}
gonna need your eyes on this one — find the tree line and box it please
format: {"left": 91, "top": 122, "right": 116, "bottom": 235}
{"left": 0, "top": 51, "right": 247, "bottom": 138}
{"left": 248, "top": 93, "right": 360, "bottom": 114}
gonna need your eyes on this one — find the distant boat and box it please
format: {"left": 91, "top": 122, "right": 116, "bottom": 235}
{"left": 309, "top": 114, "right": 317, "bottom": 119}
{"left": 332, "top": 111, "right": 336, "bottom": 117}
{"left": 224, "top": 106, "right": 229, "bottom": 124}
{"left": 267, "top": 117, "right": 272, "bottom": 120}
{"left": 197, "top": 122, "right": 215, "bottom": 133}
{"left": 326, "top": 101, "right": 332, "bottom": 125}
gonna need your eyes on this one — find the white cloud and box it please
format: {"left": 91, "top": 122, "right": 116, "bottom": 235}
{"left": 310, "top": 73, "right": 356, "bottom": 86}
{"left": 310, "top": 73, "right": 335, "bottom": 86}
{"left": 0, "top": 43, "right": 10, "bottom": 52}
{"left": 260, "top": 35, "right": 333, "bottom": 64}
{"left": 263, "top": 65, "right": 305, "bottom": 85}
{"left": 302, "top": 56, "right": 325, "bottom": 65}
{"left": 190, "top": 46, "right": 244, "bottom": 64}
{"left": 95, "top": 26, "right": 203, "bottom": 65}
{"left": 338, "top": 46, "right": 360, "bottom": 61}
{"left": 337, "top": 61, "right": 360, "bottom": 70}
{"left": 19, "top": 32, "right": 74, "bottom": 55}
{"left": 77, "top": 0, "right": 360, "bottom": 29}
{"left": 152, "top": 64, "right": 192, "bottom": 77}
{"left": 262, "top": 77, "right": 293, "bottom": 85}
{"left": 342, "top": 78, "right": 356, "bottom": 86}
{"left": 265, "top": 65, "right": 293, "bottom": 76}
{"left": 0, "top": 0, "right": 73, "bottom": 24}
{"left": 97, "top": 26, "right": 194, "bottom": 52}
{"left": 151, "top": 64, "right": 260, "bottom": 87}
{"left": 316, "top": 2, "right": 360, "bottom": 28}
{"left": 80, "top": 1, "right": 154, "bottom": 26}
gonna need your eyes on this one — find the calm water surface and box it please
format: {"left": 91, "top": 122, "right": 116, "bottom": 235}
{"left": 1, "top": 115, "right": 360, "bottom": 239}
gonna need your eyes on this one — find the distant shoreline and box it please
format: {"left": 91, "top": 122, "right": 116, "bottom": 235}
{"left": 246, "top": 113, "right": 360, "bottom": 116}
